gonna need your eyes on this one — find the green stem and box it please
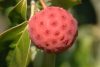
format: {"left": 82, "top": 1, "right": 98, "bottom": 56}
{"left": 42, "top": 52, "right": 56, "bottom": 67}
{"left": 29, "top": 0, "right": 36, "bottom": 19}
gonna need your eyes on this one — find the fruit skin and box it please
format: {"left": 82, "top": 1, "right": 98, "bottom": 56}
{"left": 28, "top": 6, "right": 78, "bottom": 53}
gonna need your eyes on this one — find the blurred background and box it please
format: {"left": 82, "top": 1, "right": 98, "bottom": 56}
{"left": 0, "top": 0, "right": 100, "bottom": 67}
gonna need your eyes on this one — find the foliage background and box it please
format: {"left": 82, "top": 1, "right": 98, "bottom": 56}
{"left": 0, "top": 0, "right": 100, "bottom": 67}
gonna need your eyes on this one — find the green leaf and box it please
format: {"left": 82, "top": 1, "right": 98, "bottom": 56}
{"left": 0, "top": 21, "right": 27, "bottom": 45}
{"left": 0, "top": 22, "right": 27, "bottom": 53}
{"left": 0, "top": 21, "right": 29, "bottom": 67}
{"left": 15, "top": 0, "right": 27, "bottom": 20}
{"left": 51, "top": 0, "right": 81, "bottom": 9}
{"left": 6, "top": 26, "right": 31, "bottom": 67}
{"left": 7, "top": 0, "right": 27, "bottom": 20}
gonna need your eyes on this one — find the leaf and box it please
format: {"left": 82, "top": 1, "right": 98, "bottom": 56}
{"left": 0, "top": 21, "right": 27, "bottom": 45}
{"left": 51, "top": 0, "right": 81, "bottom": 9}
{"left": 7, "top": 0, "right": 27, "bottom": 22}
{"left": 15, "top": 0, "right": 27, "bottom": 20}
{"left": 6, "top": 26, "right": 31, "bottom": 67}
{"left": 0, "top": 21, "right": 27, "bottom": 53}
{"left": 0, "top": 21, "right": 28, "bottom": 67}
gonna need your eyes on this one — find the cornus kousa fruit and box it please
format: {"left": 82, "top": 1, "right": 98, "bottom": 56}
{"left": 28, "top": 6, "right": 78, "bottom": 53}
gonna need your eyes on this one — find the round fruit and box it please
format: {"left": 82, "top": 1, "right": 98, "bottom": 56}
{"left": 28, "top": 6, "right": 78, "bottom": 53}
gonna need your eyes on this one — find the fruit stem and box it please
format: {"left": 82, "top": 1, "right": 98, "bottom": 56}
{"left": 39, "top": 0, "right": 47, "bottom": 8}
{"left": 42, "top": 52, "right": 56, "bottom": 67}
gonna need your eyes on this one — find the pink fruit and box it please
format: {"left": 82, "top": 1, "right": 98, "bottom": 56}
{"left": 28, "top": 6, "right": 78, "bottom": 53}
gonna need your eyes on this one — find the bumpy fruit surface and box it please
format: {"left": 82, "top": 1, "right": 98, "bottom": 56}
{"left": 28, "top": 6, "right": 78, "bottom": 53}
